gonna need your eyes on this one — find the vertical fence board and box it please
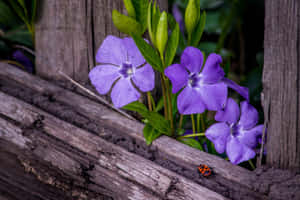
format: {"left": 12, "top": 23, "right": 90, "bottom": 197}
{"left": 263, "top": 0, "right": 300, "bottom": 171}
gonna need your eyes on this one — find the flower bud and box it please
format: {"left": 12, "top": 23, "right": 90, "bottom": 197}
{"left": 123, "top": 0, "right": 136, "bottom": 19}
{"left": 156, "top": 11, "right": 168, "bottom": 56}
{"left": 185, "top": 0, "right": 200, "bottom": 38}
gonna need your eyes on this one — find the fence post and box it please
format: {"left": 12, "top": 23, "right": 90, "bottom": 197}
{"left": 35, "top": 0, "right": 167, "bottom": 83}
{"left": 263, "top": 0, "right": 300, "bottom": 171}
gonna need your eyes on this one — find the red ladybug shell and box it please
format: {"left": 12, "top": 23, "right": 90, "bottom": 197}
{"left": 198, "top": 164, "right": 212, "bottom": 177}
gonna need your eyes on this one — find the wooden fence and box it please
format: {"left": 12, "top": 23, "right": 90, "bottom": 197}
{"left": 0, "top": 0, "right": 299, "bottom": 199}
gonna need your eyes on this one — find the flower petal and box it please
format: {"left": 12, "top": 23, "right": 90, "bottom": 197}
{"left": 215, "top": 98, "right": 240, "bottom": 124}
{"left": 222, "top": 78, "right": 249, "bottom": 101}
{"left": 226, "top": 136, "right": 256, "bottom": 165}
{"left": 122, "top": 37, "right": 146, "bottom": 67}
{"left": 199, "top": 82, "right": 228, "bottom": 111}
{"left": 132, "top": 63, "right": 155, "bottom": 92}
{"left": 177, "top": 86, "right": 206, "bottom": 114}
{"left": 89, "top": 65, "right": 120, "bottom": 94}
{"left": 205, "top": 122, "right": 230, "bottom": 154}
{"left": 237, "top": 124, "right": 264, "bottom": 149}
{"left": 172, "top": 3, "right": 184, "bottom": 32}
{"left": 96, "top": 35, "right": 127, "bottom": 65}
{"left": 180, "top": 47, "right": 204, "bottom": 73}
{"left": 111, "top": 78, "right": 140, "bottom": 108}
{"left": 239, "top": 101, "right": 258, "bottom": 130}
{"left": 201, "top": 53, "right": 225, "bottom": 84}
{"left": 164, "top": 64, "right": 189, "bottom": 93}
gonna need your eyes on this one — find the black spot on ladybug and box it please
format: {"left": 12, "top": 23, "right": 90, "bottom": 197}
{"left": 197, "top": 164, "right": 212, "bottom": 177}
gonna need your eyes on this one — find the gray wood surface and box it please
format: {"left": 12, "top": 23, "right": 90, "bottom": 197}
{"left": 0, "top": 90, "right": 228, "bottom": 200}
{"left": 0, "top": 63, "right": 268, "bottom": 200}
{"left": 35, "top": 0, "right": 167, "bottom": 83}
{"left": 263, "top": 0, "right": 300, "bottom": 171}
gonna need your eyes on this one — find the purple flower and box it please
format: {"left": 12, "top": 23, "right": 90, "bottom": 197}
{"left": 205, "top": 98, "right": 263, "bottom": 164}
{"left": 172, "top": 3, "right": 184, "bottom": 32}
{"left": 164, "top": 46, "right": 228, "bottom": 114}
{"left": 222, "top": 77, "right": 249, "bottom": 102}
{"left": 12, "top": 50, "right": 34, "bottom": 73}
{"left": 89, "top": 36, "right": 155, "bottom": 108}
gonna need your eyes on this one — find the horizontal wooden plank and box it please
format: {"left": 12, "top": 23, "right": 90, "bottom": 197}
{"left": 0, "top": 91, "right": 228, "bottom": 200}
{"left": 0, "top": 63, "right": 267, "bottom": 199}
{"left": 0, "top": 64, "right": 256, "bottom": 182}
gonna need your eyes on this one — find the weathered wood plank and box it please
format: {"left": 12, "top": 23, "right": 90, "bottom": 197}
{"left": 263, "top": 0, "right": 300, "bottom": 170}
{"left": 0, "top": 121, "right": 106, "bottom": 200}
{"left": 0, "top": 63, "right": 266, "bottom": 199}
{"left": 0, "top": 64, "right": 257, "bottom": 180}
{"left": 36, "top": 0, "right": 92, "bottom": 82}
{"left": 0, "top": 91, "right": 228, "bottom": 200}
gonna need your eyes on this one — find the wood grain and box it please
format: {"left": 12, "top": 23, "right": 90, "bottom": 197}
{"left": 0, "top": 91, "right": 228, "bottom": 200}
{"left": 263, "top": 0, "right": 300, "bottom": 171}
{"left": 0, "top": 63, "right": 267, "bottom": 199}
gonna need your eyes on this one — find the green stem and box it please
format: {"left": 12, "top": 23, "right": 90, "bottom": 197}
{"left": 196, "top": 114, "right": 200, "bottom": 133}
{"left": 150, "top": 93, "right": 156, "bottom": 111}
{"left": 248, "top": 160, "right": 255, "bottom": 170}
{"left": 191, "top": 114, "right": 196, "bottom": 134}
{"left": 160, "top": 53, "right": 174, "bottom": 134}
{"left": 160, "top": 74, "right": 168, "bottom": 120}
{"left": 200, "top": 113, "right": 206, "bottom": 131}
{"left": 147, "top": 92, "right": 153, "bottom": 111}
{"left": 164, "top": 76, "right": 174, "bottom": 132}
{"left": 178, "top": 132, "right": 205, "bottom": 139}
{"left": 187, "top": 33, "right": 192, "bottom": 46}
{"left": 178, "top": 114, "right": 184, "bottom": 130}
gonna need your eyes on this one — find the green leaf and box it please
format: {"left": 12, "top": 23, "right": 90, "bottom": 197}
{"left": 146, "top": 112, "right": 171, "bottom": 135}
{"left": 167, "top": 13, "right": 177, "bottom": 31}
{"left": 191, "top": 11, "right": 206, "bottom": 47}
{"left": 178, "top": 138, "right": 203, "bottom": 151}
{"left": 152, "top": 2, "right": 161, "bottom": 39}
{"left": 123, "top": 0, "right": 136, "bottom": 18}
{"left": 204, "top": 11, "right": 222, "bottom": 34}
{"left": 154, "top": 97, "right": 164, "bottom": 112}
{"left": 131, "top": 0, "right": 148, "bottom": 33}
{"left": 165, "top": 23, "right": 180, "bottom": 67}
{"left": 112, "top": 10, "right": 142, "bottom": 35}
{"left": 31, "top": 0, "right": 37, "bottom": 23}
{"left": 143, "top": 123, "right": 163, "bottom": 145}
{"left": 7, "top": 1, "right": 27, "bottom": 24}
{"left": 0, "top": 40, "right": 10, "bottom": 54}
{"left": 123, "top": 101, "right": 170, "bottom": 135}
{"left": 0, "top": 1, "right": 21, "bottom": 28}
{"left": 17, "top": 0, "right": 28, "bottom": 17}
{"left": 122, "top": 101, "right": 148, "bottom": 115}
{"left": 132, "top": 33, "right": 162, "bottom": 72}
{"left": 147, "top": 2, "right": 155, "bottom": 44}
{"left": 3, "top": 26, "right": 33, "bottom": 47}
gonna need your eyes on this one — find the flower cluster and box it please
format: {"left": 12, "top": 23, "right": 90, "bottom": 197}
{"left": 206, "top": 98, "right": 263, "bottom": 164}
{"left": 89, "top": 0, "right": 263, "bottom": 166}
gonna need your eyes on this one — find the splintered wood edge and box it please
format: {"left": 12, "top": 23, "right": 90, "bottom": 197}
{"left": 0, "top": 63, "right": 256, "bottom": 188}
{"left": 0, "top": 91, "right": 228, "bottom": 200}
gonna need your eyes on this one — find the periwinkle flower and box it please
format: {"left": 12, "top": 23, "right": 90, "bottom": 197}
{"left": 164, "top": 46, "right": 228, "bottom": 114}
{"left": 89, "top": 35, "right": 155, "bottom": 108}
{"left": 12, "top": 50, "right": 34, "bottom": 73}
{"left": 205, "top": 98, "right": 263, "bottom": 164}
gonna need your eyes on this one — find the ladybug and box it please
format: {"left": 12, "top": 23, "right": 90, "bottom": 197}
{"left": 197, "top": 164, "right": 212, "bottom": 177}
